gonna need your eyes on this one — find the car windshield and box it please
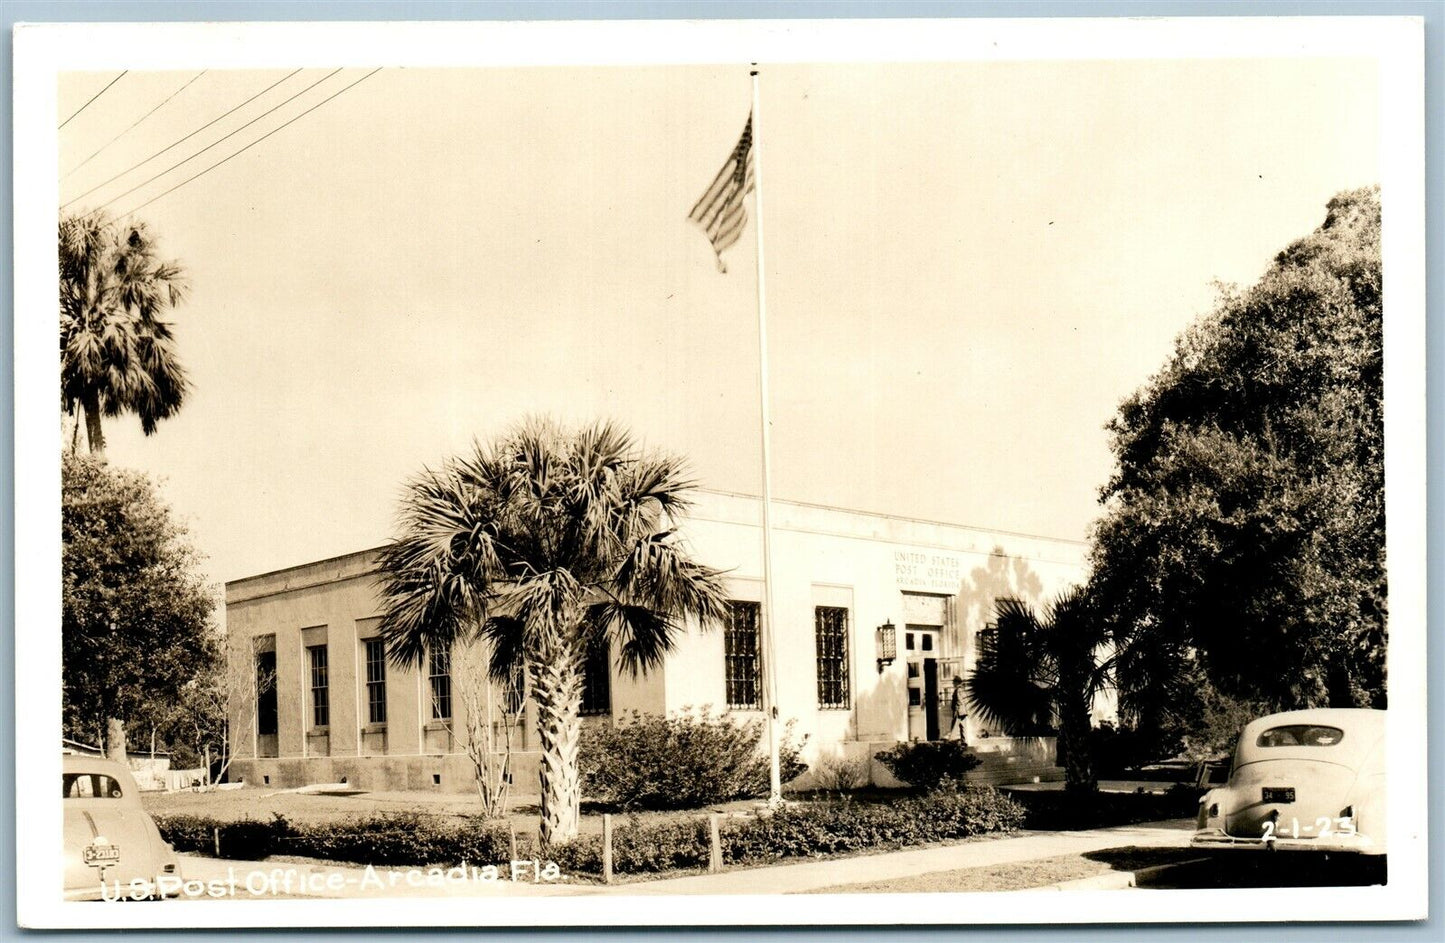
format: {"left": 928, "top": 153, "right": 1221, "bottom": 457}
{"left": 1256, "top": 725, "right": 1345, "bottom": 748}
{"left": 63, "top": 773, "right": 124, "bottom": 798}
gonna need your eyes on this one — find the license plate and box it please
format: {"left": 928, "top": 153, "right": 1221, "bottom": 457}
{"left": 1262, "top": 787, "right": 1295, "bottom": 803}
{"left": 83, "top": 843, "right": 121, "bottom": 866}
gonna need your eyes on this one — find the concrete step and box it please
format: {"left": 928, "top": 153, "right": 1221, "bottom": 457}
{"left": 965, "top": 764, "right": 1065, "bottom": 786}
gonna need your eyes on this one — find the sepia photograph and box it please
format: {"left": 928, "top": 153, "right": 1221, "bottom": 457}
{"left": 12, "top": 14, "right": 1429, "bottom": 929}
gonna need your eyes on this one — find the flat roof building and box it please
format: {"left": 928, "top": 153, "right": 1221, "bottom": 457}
{"left": 224, "top": 491, "right": 1090, "bottom": 793}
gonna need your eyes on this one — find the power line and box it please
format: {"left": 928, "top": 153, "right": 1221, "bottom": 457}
{"left": 82, "top": 68, "right": 344, "bottom": 219}
{"left": 61, "top": 69, "right": 303, "bottom": 212}
{"left": 64, "top": 71, "right": 208, "bottom": 179}
{"left": 116, "top": 68, "right": 384, "bottom": 219}
{"left": 59, "top": 71, "right": 128, "bottom": 130}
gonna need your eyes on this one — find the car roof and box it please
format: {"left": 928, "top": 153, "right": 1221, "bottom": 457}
{"left": 1235, "top": 708, "right": 1385, "bottom": 765}
{"left": 1239, "top": 708, "right": 1384, "bottom": 736}
{"left": 62, "top": 754, "right": 131, "bottom": 775}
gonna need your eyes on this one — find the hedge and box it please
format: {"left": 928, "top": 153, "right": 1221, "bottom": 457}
{"left": 154, "top": 812, "right": 512, "bottom": 866}
{"left": 1008, "top": 787, "right": 1202, "bottom": 831}
{"left": 155, "top": 787, "right": 1026, "bottom": 877}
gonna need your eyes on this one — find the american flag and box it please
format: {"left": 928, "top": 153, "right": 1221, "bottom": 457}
{"left": 688, "top": 114, "right": 754, "bottom": 272}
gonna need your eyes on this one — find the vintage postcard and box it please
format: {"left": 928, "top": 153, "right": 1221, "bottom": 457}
{"left": 12, "top": 15, "right": 1428, "bottom": 929}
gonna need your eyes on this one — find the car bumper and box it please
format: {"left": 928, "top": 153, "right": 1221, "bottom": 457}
{"left": 1191, "top": 829, "right": 1382, "bottom": 855}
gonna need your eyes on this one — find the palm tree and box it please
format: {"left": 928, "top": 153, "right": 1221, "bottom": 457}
{"left": 60, "top": 210, "right": 188, "bottom": 761}
{"left": 60, "top": 210, "right": 189, "bottom": 458}
{"left": 375, "top": 418, "right": 731, "bottom": 845}
{"left": 965, "top": 588, "right": 1111, "bottom": 793}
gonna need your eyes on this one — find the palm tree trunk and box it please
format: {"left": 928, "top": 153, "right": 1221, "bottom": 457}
{"left": 1059, "top": 693, "right": 1095, "bottom": 794}
{"left": 530, "top": 653, "right": 585, "bottom": 846}
{"left": 106, "top": 716, "right": 128, "bottom": 762}
{"left": 81, "top": 391, "right": 106, "bottom": 458}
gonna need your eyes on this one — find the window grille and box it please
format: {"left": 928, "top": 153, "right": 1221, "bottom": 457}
{"left": 255, "top": 649, "right": 278, "bottom": 736}
{"left": 307, "top": 644, "right": 329, "bottom": 728}
{"left": 364, "top": 638, "right": 387, "bottom": 724}
{"left": 815, "top": 606, "right": 851, "bottom": 709}
{"left": 428, "top": 647, "right": 452, "bottom": 721}
{"left": 725, "top": 601, "right": 762, "bottom": 710}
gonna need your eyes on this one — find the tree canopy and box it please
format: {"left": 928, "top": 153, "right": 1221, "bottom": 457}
{"left": 62, "top": 451, "right": 219, "bottom": 751}
{"left": 1090, "top": 187, "right": 1384, "bottom": 718}
{"left": 60, "top": 210, "right": 189, "bottom": 455}
{"left": 375, "top": 417, "right": 731, "bottom": 842}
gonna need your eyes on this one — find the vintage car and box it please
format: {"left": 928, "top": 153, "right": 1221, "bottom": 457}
{"left": 63, "top": 754, "right": 182, "bottom": 900}
{"left": 1193, "top": 707, "right": 1385, "bottom": 855}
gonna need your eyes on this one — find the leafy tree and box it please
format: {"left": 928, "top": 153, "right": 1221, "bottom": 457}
{"left": 60, "top": 210, "right": 189, "bottom": 457}
{"left": 1091, "top": 187, "right": 1384, "bottom": 718}
{"left": 141, "top": 649, "right": 265, "bottom": 784}
{"left": 1162, "top": 663, "right": 1276, "bottom": 764}
{"left": 964, "top": 589, "right": 1111, "bottom": 793}
{"left": 375, "top": 418, "right": 730, "bottom": 845}
{"left": 62, "top": 451, "right": 218, "bottom": 760}
{"left": 428, "top": 639, "right": 528, "bottom": 819}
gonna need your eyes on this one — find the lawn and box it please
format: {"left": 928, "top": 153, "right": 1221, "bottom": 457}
{"left": 800, "top": 847, "right": 1205, "bottom": 894}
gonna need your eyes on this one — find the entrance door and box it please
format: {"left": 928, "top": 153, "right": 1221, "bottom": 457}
{"left": 905, "top": 627, "right": 941, "bottom": 740}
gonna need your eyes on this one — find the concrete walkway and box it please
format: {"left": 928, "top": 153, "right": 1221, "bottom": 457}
{"left": 598, "top": 823, "right": 1193, "bottom": 896}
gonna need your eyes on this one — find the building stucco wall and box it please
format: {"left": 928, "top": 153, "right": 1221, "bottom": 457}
{"left": 223, "top": 491, "right": 1088, "bottom": 793}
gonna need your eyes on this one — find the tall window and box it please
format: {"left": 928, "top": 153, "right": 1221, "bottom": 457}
{"left": 724, "top": 601, "right": 762, "bottom": 710}
{"left": 307, "top": 644, "right": 329, "bottom": 728}
{"left": 428, "top": 647, "right": 452, "bottom": 721}
{"left": 815, "top": 606, "right": 851, "bottom": 709}
{"left": 255, "top": 649, "right": 278, "bottom": 736}
{"left": 364, "top": 638, "right": 387, "bottom": 725}
{"left": 503, "top": 663, "right": 526, "bottom": 717}
{"left": 580, "top": 636, "right": 611, "bottom": 716}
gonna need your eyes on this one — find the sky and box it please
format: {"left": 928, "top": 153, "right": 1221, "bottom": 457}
{"left": 56, "top": 58, "right": 1380, "bottom": 588}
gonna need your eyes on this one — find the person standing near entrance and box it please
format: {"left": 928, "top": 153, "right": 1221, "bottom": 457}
{"left": 946, "top": 676, "right": 967, "bottom": 741}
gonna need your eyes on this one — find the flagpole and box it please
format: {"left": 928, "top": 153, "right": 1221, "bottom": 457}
{"left": 750, "top": 65, "right": 783, "bottom": 808}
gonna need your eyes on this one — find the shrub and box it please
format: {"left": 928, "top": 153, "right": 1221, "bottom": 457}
{"left": 154, "top": 812, "right": 512, "bottom": 866}
{"left": 154, "top": 789, "right": 1026, "bottom": 877}
{"left": 533, "top": 817, "right": 712, "bottom": 876}
{"left": 723, "top": 788, "right": 1025, "bottom": 864}
{"left": 804, "top": 753, "right": 870, "bottom": 794}
{"left": 612, "top": 817, "right": 712, "bottom": 873}
{"left": 1008, "top": 788, "right": 1200, "bottom": 831}
{"left": 580, "top": 709, "right": 808, "bottom": 810}
{"left": 536, "top": 833, "right": 603, "bottom": 875}
{"left": 285, "top": 812, "right": 511, "bottom": 867}
{"left": 153, "top": 813, "right": 287, "bottom": 860}
{"left": 873, "top": 740, "right": 981, "bottom": 792}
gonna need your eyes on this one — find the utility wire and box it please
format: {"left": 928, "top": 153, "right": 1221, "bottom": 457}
{"left": 62, "top": 69, "right": 303, "bottom": 212}
{"left": 116, "top": 68, "right": 383, "bottom": 218}
{"left": 82, "top": 68, "right": 344, "bottom": 219}
{"left": 64, "top": 71, "right": 208, "bottom": 179}
{"left": 59, "top": 71, "right": 127, "bottom": 130}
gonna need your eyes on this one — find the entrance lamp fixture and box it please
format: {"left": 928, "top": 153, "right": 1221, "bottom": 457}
{"left": 876, "top": 620, "right": 897, "bottom": 673}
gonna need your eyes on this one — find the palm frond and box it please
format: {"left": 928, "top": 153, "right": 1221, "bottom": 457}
{"left": 609, "top": 532, "right": 730, "bottom": 630}
{"left": 585, "top": 601, "right": 680, "bottom": 677}
{"left": 478, "top": 615, "right": 526, "bottom": 684}
{"left": 375, "top": 417, "right": 725, "bottom": 691}
{"left": 58, "top": 209, "right": 189, "bottom": 439}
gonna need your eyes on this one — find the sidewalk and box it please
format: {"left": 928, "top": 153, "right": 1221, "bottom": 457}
{"left": 598, "top": 822, "right": 1193, "bottom": 896}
